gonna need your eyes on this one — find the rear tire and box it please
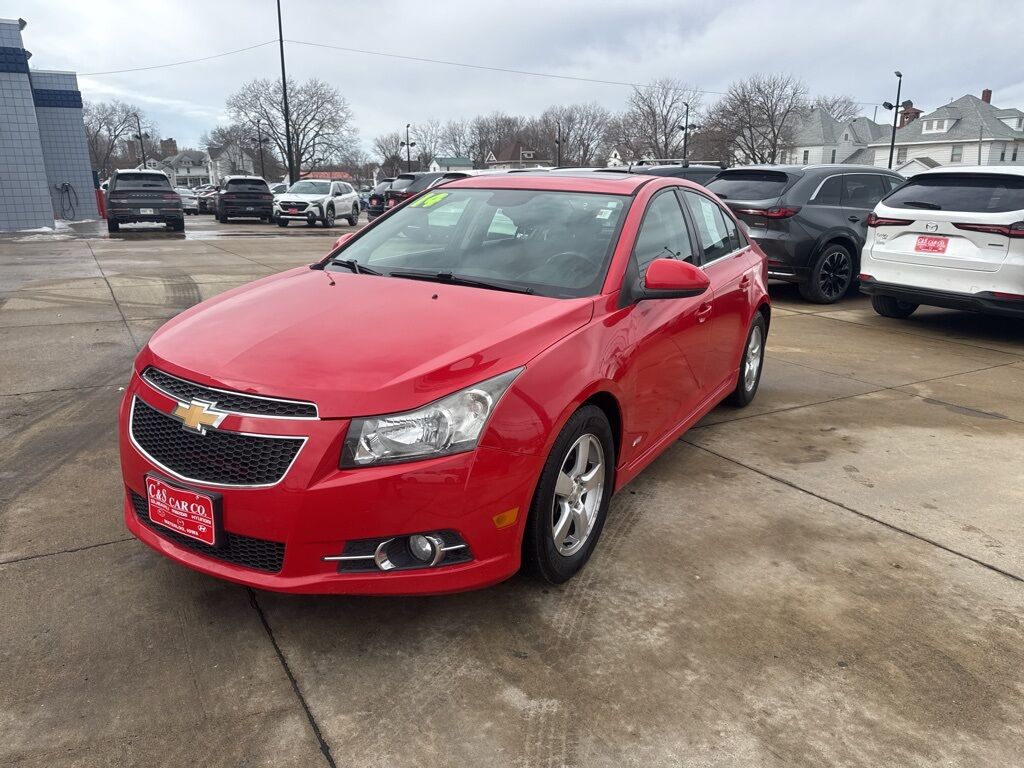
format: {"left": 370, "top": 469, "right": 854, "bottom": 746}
{"left": 217, "top": 211, "right": 227, "bottom": 224}
{"left": 170, "top": 218, "right": 185, "bottom": 232}
{"left": 799, "top": 244, "right": 853, "bottom": 304}
{"left": 523, "top": 405, "right": 615, "bottom": 585}
{"left": 346, "top": 206, "right": 359, "bottom": 226}
{"left": 106, "top": 219, "right": 119, "bottom": 233}
{"left": 871, "top": 294, "right": 918, "bottom": 319}
{"left": 725, "top": 311, "right": 767, "bottom": 407}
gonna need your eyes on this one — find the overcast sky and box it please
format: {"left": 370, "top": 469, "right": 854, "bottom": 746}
{"left": 7, "top": 0, "right": 1023, "bottom": 153}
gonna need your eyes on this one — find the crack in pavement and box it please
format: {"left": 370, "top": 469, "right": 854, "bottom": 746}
{"left": 0, "top": 537, "right": 132, "bottom": 567}
{"left": 247, "top": 588, "right": 338, "bottom": 768}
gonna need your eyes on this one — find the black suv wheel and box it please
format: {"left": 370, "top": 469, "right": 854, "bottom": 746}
{"left": 800, "top": 244, "right": 853, "bottom": 304}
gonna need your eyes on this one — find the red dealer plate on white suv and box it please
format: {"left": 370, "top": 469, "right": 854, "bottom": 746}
{"left": 915, "top": 235, "right": 949, "bottom": 254}
{"left": 145, "top": 474, "right": 220, "bottom": 546}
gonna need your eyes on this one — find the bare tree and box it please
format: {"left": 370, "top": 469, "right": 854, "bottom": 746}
{"left": 469, "top": 112, "right": 528, "bottom": 166}
{"left": 412, "top": 118, "right": 443, "bottom": 168}
{"left": 226, "top": 77, "right": 356, "bottom": 179}
{"left": 533, "top": 103, "right": 611, "bottom": 166}
{"left": 439, "top": 119, "right": 472, "bottom": 159}
{"left": 373, "top": 131, "right": 404, "bottom": 177}
{"left": 201, "top": 124, "right": 284, "bottom": 177}
{"left": 813, "top": 94, "right": 860, "bottom": 122}
{"left": 623, "top": 79, "right": 704, "bottom": 160}
{"left": 703, "top": 74, "right": 808, "bottom": 164}
{"left": 84, "top": 100, "right": 156, "bottom": 177}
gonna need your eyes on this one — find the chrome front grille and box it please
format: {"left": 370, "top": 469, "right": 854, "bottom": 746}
{"left": 142, "top": 367, "right": 318, "bottom": 419}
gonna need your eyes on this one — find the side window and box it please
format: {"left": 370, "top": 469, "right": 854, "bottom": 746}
{"left": 843, "top": 174, "right": 887, "bottom": 209}
{"left": 682, "top": 192, "right": 733, "bottom": 263}
{"left": 883, "top": 176, "right": 902, "bottom": 192}
{"left": 632, "top": 191, "right": 695, "bottom": 275}
{"left": 809, "top": 175, "right": 843, "bottom": 206}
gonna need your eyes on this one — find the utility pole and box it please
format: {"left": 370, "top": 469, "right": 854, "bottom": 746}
{"left": 255, "top": 122, "right": 267, "bottom": 178}
{"left": 401, "top": 123, "right": 416, "bottom": 172}
{"left": 134, "top": 113, "right": 147, "bottom": 166}
{"left": 276, "top": 0, "right": 295, "bottom": 183}
{"left": 682, "top": 102, "right": 690, "bottom": 161}
{"left": 555, "top": 121, "right": 562, "bottom": 166}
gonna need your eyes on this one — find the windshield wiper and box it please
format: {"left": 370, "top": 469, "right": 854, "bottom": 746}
{"left": 899, "top": 200, "right": 942, "bottom": 210}
{"left": 329, "top": 259, "right": 382, "bottom": 276}
{"left": 387, "top": 270, "right": 534, "bottom": 295}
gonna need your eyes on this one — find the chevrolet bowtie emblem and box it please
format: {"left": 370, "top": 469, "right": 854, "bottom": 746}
{"left": 172, "top": 399, "right": 227, "bottom": 435}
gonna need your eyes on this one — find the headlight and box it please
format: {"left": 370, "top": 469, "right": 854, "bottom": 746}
{"left": 340, "top": 368, "right": 522, "bottom": 467}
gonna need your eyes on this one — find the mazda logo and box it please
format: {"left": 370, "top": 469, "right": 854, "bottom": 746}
{"left": 925, "top": 223, "right": 939, "bottom": 232}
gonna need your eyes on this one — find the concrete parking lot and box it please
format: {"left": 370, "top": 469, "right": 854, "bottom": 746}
{"left": 2, "top": 217, "right": 1023, "bottom": 767}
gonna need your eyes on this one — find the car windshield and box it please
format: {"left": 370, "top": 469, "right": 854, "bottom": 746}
{"left": 706, "top": 171, "right": 790, "bottom": 200}
{"left": 330, "top": 188, "right": 629, "bottom": 298}
{"left": 883, "top": 174, "right": 1024, "bottom": 213}
{"left": 114, "top": 173, "right": 171, "bottom": 191}
{"left": 288, "top": 181, "right": 331, "bottom": 195}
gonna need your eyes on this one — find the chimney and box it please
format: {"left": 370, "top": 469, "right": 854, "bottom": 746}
{"left": 981, "top": 88, "right": 992, "bottom": 104}
{"left": 898, "top": 101, "right": 922, "bottom": 128}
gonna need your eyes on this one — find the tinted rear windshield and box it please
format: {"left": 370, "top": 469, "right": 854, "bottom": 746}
{"left": 883, "top": 174, "right": 1024, "bottom": 213}
{"left": 706, "top": 171, "right": 790, "bottom": 200}
{"left": 407, "top": 174, "right": 441, "bottom": 192}
{"left": 225, "top": 179, "right": 270, "bottom": 192}
{"left": 372, "top": 181, "right": 392, "bottom": 193}
{"left": 113, "top": 173, "right": 171, "bottom": 191}
{"left": 390, "top": 176, "right": 416, "bottom": 191}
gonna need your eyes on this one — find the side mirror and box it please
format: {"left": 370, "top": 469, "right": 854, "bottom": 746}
{"left": 330, "top": 232, "right": 355, "bottom": 252}
{"left": 641, "top": 258, "right": 710, "bottom": 299}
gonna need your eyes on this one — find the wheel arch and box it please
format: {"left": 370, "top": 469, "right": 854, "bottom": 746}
{"left": 814, "top": 230, "right": 861, "bottom": 265}
{"left": 580, "top": 390, "right": 623, "bottom": 464}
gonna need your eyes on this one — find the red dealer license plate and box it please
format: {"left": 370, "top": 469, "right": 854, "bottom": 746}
{"left": 915, "top": 235, "right": 948, "bottom": 254}
{"left": 145, "top": 474, "right": 221, "bottom": 546}
{"left": 288, "top": 207, "right": 298, "bottom": 214}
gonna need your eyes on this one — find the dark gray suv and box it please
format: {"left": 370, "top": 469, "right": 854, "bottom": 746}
{"left": 707, "top": 165, "right": 903, "bottom": 303}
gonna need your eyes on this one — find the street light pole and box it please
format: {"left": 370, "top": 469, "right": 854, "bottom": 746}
{"left": 555, "top": 121, "right": 562, "bottom": 166}
{"left": 254, "top": 122, "right": 267, "bottom": 178}
{"left": 276, "top": 0, "right": 295, "bottom": 184}
{"left": 887, "top": 70, "right": 903, "bottom": 169}
{"left": 682, "top": 102, "right": 690, "bottom": 161}
{"left": 404, "top": 123, "right": 413, "bottom": 172}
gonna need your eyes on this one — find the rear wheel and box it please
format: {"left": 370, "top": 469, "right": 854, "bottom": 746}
{"left": 170, "top": 218, "right": 185, "bottom": 232}
{"left": 725, "top": 312, "right": 767, "bottom": 407}
{"left": 799, "top": 244, "right": 853, "bottom": 304}
{"left": 346, "top": 205, "right": 359, "bottom": 226}
{"left": 523, "top": 405, "right": 615, "bottom": 584}
{"left": 871, "top": 294, "right": 918, "bottom": 319}
{"left": 106, "top": 219, "right": 119, "bottom": 233}
{"left": 217, "top": 211, "right": 227, "bottom": 224}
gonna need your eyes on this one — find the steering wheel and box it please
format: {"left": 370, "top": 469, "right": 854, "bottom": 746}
{"left": 539, "top": 250, "right": 594, "bottom": 275}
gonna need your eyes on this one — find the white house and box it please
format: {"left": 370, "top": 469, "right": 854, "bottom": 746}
{"left": 428, "top": 156, "right": 473, "bottom": 172}
{"left": 162, "top": 150, "right": 210, "bottom": 187}
{"left": 868, "top": 90, "right": 1024, "bottom": 170}
{"left": 484, "top": 143, "right": 551, "bottom": 169}
{"left": 779, "top": 109, "right": 888, "bottom": 166}
{"left": 207, "top": 142, "right": 256, "bottom": 184}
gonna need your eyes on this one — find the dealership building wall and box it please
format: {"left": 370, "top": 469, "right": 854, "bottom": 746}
{"left": 0, "top": 18, "right": 97, "bottom": 231}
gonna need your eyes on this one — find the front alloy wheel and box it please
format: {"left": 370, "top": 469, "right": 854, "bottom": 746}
{"left": 324, "top": 205, "right": 335, "bottom": 227}
{"left": 523, "top": 405, "right": 615, "bottom": 583}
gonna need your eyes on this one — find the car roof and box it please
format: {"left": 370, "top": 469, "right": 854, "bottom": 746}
{"left": 114, "top": 168, "right": 166, "bottom": 175}
{"left": 224, "top": 175, "right": 265, "bottom": 181}
{"left": 442, "top": 171, "right": 656, "bottom": 195}
{"left": 722, "top": 164, "right": 896, "bottom": 174}
{"left": 910, "top": 165, "right": 1024, "bottom": 178}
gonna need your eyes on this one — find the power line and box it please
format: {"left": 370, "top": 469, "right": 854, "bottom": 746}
{"left": 80, "top": 40, "right": 278, "bottom": 76}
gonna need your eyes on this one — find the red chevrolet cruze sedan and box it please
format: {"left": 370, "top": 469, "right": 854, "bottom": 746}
{"left": 120, "top": 172, "right": 770, "bottom": 594}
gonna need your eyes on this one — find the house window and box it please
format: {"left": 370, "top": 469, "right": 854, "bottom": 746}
{"left": 802, "top": 150, "right": 809, "bottom": 164}
{"left": 999, "top": 143, "right": 1006, "bottom": 161}
{"left": 951, "top": 145, "right": 963, "bottom": 162}
{"left": 843, "top": 133, "right": 849, "bottom": 141}
{"left": 830, "top": 149, "right": 836, "bottom": 163}
{"left": 1013, "top": 144, "right": 1019, "bottom": 161}
{"left": 897, "top": 147, "right": 908, "bottom": 164}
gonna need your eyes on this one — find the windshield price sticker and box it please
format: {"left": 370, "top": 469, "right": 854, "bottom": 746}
{"left": 411, "top": 192, "right": 449, "bottom": 208}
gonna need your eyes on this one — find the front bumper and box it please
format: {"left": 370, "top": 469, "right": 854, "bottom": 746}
{"left": 274, "top": 202, "right": 323, "bottom": 223}
{"left": 859, "top": 277, "right": 1024, "bottom": 319}
{"left": 118, "top": 374, "right": 540, "bottom": 595}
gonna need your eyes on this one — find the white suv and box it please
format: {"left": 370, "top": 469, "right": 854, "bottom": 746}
{"left": 274, "top": 179, "right": 360, "bottom": 228}
{"left": 860, "top": 167, "right": 1024, "bottom": 319}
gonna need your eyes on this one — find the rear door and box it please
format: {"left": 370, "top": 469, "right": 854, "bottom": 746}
{"left": 841, "top": 173, "right": 890, "bottom": 246}
{"left": 682, "top": 190, "right": 756, "bottom": 391}
{"left": 870, "top": 173, "right": 1024, "bottom": 272}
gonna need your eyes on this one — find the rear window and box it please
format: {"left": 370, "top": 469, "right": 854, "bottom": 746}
{"left": 372, "top": 180, "right": 392, "bottom": 194}
{"left": 706, "top": 171, "right": 790, "bottom": 200}
{"left": 408, "top": 174, "right": 443, "bottom": 192}
{"left": 883, "top": 174, "right": 1024, "bottom": 213}
{"left": 225, "top": 178, "right": 270, "bottom": 192}
{"left": 113, "top": 173, "right": 171, "bottom": 191}
{"left": 390, "top": 176, "right": 416, "bottom": 191}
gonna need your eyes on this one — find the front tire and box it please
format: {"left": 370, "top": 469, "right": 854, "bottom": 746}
{"left": 277, "top": 218, "right": 289, "bottom": 227}
{"left": 523, "top": 405, "right": 615, "bottom": 584}
{"left": 725, "top": 311, "right": 767, "bottom": 407}
{"left": 323, "top": 205, "right": 335, "bottom": 228}
{"left": 871, "top": 294, "right": 918, "bottom": 319}
{"left": 799, "top": 244, "right": 853, "bottom": 304}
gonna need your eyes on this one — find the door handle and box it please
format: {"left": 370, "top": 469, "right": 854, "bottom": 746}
{"left": 697, "top": 302, "right": 712, "bottom": 323}
{"left": 848, "top": 215, "right": 860, "bottom": 222}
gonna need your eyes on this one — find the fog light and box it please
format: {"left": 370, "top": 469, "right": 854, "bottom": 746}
{"left": 409, "top": 534, "right": 441, "bottom": 564}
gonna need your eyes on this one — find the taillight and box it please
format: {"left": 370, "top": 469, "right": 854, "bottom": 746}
{"left": 261, "top": 193, "right": 273, "bottom": 200}
{"left": 953, "top": 222, "right": 1024, "bottom": 238}
{"left": 992, "top": 291, "right": 1024, "bottom": 300}
{"left": 858, "top": 274, "right": 874, "bottom": 281}
{"left": 221, "top": 193, "right": 237, "bottom": 200}
{"left": 735, "top": 206, "right": 801, "bottom": 219}
{"left": 161, "top": 193, "right": 179, "bottom": 200}
{"left": 866, "top": 212, "right": 913, "bottom": 227}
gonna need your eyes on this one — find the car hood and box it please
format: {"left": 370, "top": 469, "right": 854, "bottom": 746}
{"left": 275, "top": 193, "right": 329, "bottom": 203}
{"left": 142, "top": 268, "right": 594, "bottom": 418}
